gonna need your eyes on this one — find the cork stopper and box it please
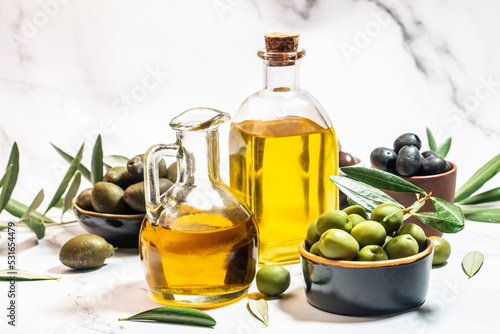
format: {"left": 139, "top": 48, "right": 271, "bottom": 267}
{"left": 265, "top": 32, "right": 300, "bottom": 52}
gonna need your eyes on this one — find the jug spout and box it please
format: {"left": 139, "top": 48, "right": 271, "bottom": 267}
{"left": 144, "top": 108, "right": 231, "bottom": 225}
{"left": 169, "top": 108, "right": 230, "bottom": 132}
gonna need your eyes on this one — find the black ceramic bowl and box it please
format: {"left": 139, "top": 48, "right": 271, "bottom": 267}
{"left": 299, "top": 238, "right": 434, "bottom": 316}
{"left": 72, "top": 197, "right": 144, "bottom": 248}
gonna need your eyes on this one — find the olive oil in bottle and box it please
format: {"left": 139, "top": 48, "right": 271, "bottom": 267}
{"left": 230, "top": 33, "right": 339, "bottom": 265}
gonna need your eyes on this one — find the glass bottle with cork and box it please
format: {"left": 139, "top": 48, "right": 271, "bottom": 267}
{"left": 229, "top": 32, "right": 339, "bottom": 266}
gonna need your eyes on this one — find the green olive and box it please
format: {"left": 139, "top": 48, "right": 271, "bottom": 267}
{"left": 306, "top": 220, "right": 320, "bottom": 247}
{"left": 91, "top": 182, "right": 130, "bottom": 214}
{"left": 128, "top": 154, "right": 168, "bottom": 182}
{"left": 348, "top": 213, "right": 366, "bottom": 227}
{"left": 123, "top": 179, "right": 173, "bottom": 212}
{"left": 319, "top": 228, "right": 359, "bottom": 260}
{"left": 396, "top": 223, "right": 426, "bottom": 251}
{"left": 59, "top": 234, "right": 114, "bottom": 270}
{"left": 350, "top": 220, "right": 386, "bottom": 248}
{"left": 256, "top": 265, "right": 291, "bottom": 297}
{"left": 342, "top": 205, "right": 368, "bottom": 220}
{"left": 356, "top": 245, "right": 388, "bottom": 261}
{"left": 309, "top": 241, "right": 323, "bottom": 256}
{"left": 384, "top": 234, "right": 419, "bottom": 259}
{"left": 316, "top": 210, "right": 352, "bottom": 235}
{"left": 370, "top": 203, "right": 404, "bottom": 235}
{"left": 429, "top": 236, "right": 451, "bottom": 265}
{"left": 103, "top": 166, "right": 134, "bottom": 189}
{"left": 76, "top": 188, "right": 93, "bottom": 211}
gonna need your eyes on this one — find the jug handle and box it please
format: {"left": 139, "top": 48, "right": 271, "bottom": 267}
{"left": 144, "top": 143, "right": 178, "bottom": 226}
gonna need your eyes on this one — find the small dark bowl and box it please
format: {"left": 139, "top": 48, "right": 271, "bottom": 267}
{"left": 299, "top": 238, "right": 434, "bottom": 316}
{"left": 72, "top": 197, "right": 144, "bottom": 248}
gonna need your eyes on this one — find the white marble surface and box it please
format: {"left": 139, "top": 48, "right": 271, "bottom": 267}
{"left": 1, "top": 0, "right": 500, "bottom": 333}
{"left": 1, "top": 216, "right": 499, "bottom": 334}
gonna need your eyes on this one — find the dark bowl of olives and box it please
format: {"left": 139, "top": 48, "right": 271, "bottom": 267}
{"left": 299, "top": 238, "right": 434, "bottom": 316}
{"left": 72, "top": 198, "right": 144, "bottom": 248}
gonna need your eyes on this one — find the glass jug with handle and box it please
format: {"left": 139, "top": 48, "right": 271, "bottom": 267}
{"left": 139, "top": 107, "right": 259, "bottom": 307}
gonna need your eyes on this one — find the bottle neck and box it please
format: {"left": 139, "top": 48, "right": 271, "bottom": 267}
{"left": 263, "top": 61, "right": 300, "bottom": 92}
{"left": 176, "top": 130, "right": 220, "bottom": 185}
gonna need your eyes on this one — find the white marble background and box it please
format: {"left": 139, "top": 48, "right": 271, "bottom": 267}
{"left": 1, "top": 0, "right": 499, "bottom": 207}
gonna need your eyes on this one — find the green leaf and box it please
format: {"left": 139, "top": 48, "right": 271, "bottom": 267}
{"left": 462, "top": 251, "right": 484, "bottom": 278}
{"left": 21, "top": 218, "right": 46, "bottom": 239}
{"left": 21, "top": 189, "right": 44, "bottom": 220}
{"left": 431, "top": 197, "right": 465, "bottom": 228}
{"left": 457, "top": 187, "right": 500, "bottom": 205}
{"left": 5, "top": 198, "right": 56, "bottom": 225}
{"left": 462, "top": 208, "right": 500, "bottom": 223}
{"left": 0, "top": 164, "right": 13, "bottom": 189}
{"left": 0, "top": 269, "right": 59, "bottom": 281}
{"left": 413, "top": 211, "right": 464, "bottom": 233}
{"left": 103, "top": 155, "right": 129, "bottom": 168}
{"left": 51, "top": 142, "right": 91, "bottom": 182}
{"left": 45, "top": 144, "right": 84, "bottom": 215}
{"left": 62, "top": 172, "right": 81, "bottom": 216}
{"left": 248, "top": 299, "right": 269, "bottom": 326}
{"left": 118, "top": 306, "right": 216, "bottom": 327}
{"left": 330, "top": 175, "right": 401, "bottom": 212}
{"left": 426, "top": 128, "right": 437, "bottom": 152}
{"left": 340, "top": 167, "right": 425, "bottom": 194}
{"left": 91, "top": 135, "right": 103, "bottom": 185}
{"left": 436, "top": 137, "right": 452, "bottom": 159}
{"left": 455, "top": 154, "right": 500, "bottom": 203}
{"left": 0, "top": 143, "right": 20, "bottom": 214}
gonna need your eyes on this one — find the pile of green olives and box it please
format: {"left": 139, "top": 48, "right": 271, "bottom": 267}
{"left": 306, "top": 204, "right": 451, "bottom": 265}
{"left": 75, "top": 154, "right": 176, "bottom": 214}
{"left": 370, "top": 133, "right": 452, "bottom": 177}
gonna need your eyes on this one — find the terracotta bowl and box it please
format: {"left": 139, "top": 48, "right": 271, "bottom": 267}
{"left": 299, "top": 239, "right": 434, "bottom": 316}
{"left": 72, "top": 197, "right": 144, "bottom": 248}
{"left": 382, "top": 162, "right": 457, "bottom": 237}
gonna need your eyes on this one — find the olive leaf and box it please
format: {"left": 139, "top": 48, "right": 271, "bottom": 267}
{"left": 45, "top": 144, "right": 84, "bottom": 215}
{"left": 462, "top": 208, "right": 500, "bottom": 223}
{"left": 455, "top": 154, "right": 500, "bottom": 203}
{"left": 426, "top": 128, "right": 451, "bottom": 158}
{"left": 5, "top": 198, "right": 56, "bottom": 225}
{"left": 0, "top": 142, "right": 20, "bottom": 214}
{"left": 0, "top": 269, "right": 60, "bottom": 281}
{"left": 413, "top": 212, "right": 463, "bottom": 233}
{"left": 456, "top": 187, "right": 500, "bottom": 205}
{"left": 62, "top": 171, "right": 81, "bottom": 217}
{"left": 18, "top": 190, "right": 46, "bottom": 239}
{"left": 435, "top": 137, "right": 452, "bottom": 159}
{"left": 431, "top": 197, "right": 465, "bottom": 230}
{"left": 103, "top": 155, "right": 129, "bottom": 168}
{"left": 51, "top": 142, "right": 91, "bottom": 182}
{"left": 426, "top": 127, "right": 437, "bottom": 152}
{"left": 0, "top": 164, "right": 13, "bottom": 189}
{"left": 118, "top": 306, "right": 216, "bottom": 327}
{"left": 330, "top": 175, "right": 400, "bottom": 212}
{"left": 21, "top": 189, "right": 44, "bottom": 221}
{"left": 91, "top": 135, "right": 103, "bottom": 185}
{"left": 462, "top": 251, "right": 484, "bottom": 278}
{"left": 248, "top": 299, "right": 269, "bottom": 326}
{"left": 340, "top": 166, "right": 425, "bottom": 194}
